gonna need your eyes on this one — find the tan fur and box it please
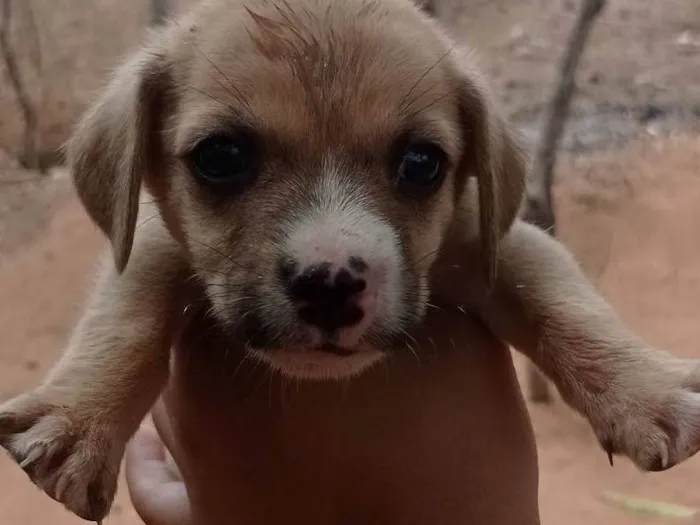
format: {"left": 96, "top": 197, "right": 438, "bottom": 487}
{"left": 1, "top": 0, "right": 700, "bottom": 522}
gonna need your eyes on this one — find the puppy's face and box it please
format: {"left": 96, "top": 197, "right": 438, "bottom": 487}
{"left": 69, "top": 0, "right": 526, "bottom": 380}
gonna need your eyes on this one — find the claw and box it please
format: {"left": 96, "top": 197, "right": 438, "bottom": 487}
{"left": 601, "top": 439, "right": 614, "bottom": 466}
{"left": 19, "top": 446, "right": 45, "bottom": 469}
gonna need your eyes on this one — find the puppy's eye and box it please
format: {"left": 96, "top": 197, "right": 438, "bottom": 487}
{"left": 189, "top": 134, "right": 256, "bottom": 187}
{"left": 397, "top": 142, "right": 447, "bottom": 191}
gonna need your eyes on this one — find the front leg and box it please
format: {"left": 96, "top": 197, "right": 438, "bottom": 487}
{"left": 0, "top": 221, "right": 188, "bottom": 522}
{"left": 436, "top": 219, "right": 700, "bottom": 471}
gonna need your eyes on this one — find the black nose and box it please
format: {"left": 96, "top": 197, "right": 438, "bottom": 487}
{"left": 283, "top": 262, "right": 366, "bottom": 333}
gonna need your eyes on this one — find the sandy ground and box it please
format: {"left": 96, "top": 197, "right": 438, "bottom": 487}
{"left": 1, "top": 134, "right": 699, "bottom": 524}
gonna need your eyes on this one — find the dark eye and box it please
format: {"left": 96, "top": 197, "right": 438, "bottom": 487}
{"left": 189, "top": 134, "right": 257, "bottom": 187}
{"left": 396, "top": 142, "right": 447, "bottom": 191}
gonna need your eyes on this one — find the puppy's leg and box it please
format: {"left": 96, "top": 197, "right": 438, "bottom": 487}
{"left": 0, "top": 219, "right": 188, "bottom": 522}
{"left": 442, "top": 220, "right": 700, "bottom": 471}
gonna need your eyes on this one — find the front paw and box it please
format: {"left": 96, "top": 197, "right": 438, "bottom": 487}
{"left": 0, "top": 392, "right": 123, "bottom": 522}
{"left": 587, "top": 357, "right": 700, "bottom": 471}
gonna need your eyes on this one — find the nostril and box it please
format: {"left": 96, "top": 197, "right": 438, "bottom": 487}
{"left": 288, "top": 262, "right": 332, "bottom": 301}
{"left": 334, "top": 269, "right": 366, "bottom": 294}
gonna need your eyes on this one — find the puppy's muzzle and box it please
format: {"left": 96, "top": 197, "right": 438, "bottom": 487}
{"left": 279, "top": 256, "right": 376, "bottom": 352}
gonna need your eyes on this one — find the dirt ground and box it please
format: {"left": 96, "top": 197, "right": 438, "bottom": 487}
{"left": 1, "top": 0, "right": 700, "bottom": 524}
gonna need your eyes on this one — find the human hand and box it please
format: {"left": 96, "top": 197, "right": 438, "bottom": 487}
{"left": 125, "top": 403, "right": 191, "bottom": 525}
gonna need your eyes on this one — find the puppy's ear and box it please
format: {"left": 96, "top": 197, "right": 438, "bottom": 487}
{"left": 66, "top": 47, "right": 169, "bottom": 273}
{"left": 455, "top": 64, "right": 527, "bottom": 285}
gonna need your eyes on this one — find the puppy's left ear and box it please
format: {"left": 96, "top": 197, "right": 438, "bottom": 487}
{"left": 66, "top": 45, "right": 170, "bottom": 273}
{"left": 454, "top": 61, "right": 528, "bottom": 285}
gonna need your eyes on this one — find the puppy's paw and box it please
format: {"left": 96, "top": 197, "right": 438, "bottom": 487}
{"left": 588, "top": 357, "right": 700, "bottom": 471}
{"left": 0, "top": 392, "right": 122, "bottom": 522}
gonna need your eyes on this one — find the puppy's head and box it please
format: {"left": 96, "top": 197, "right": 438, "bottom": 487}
{"left": 67, "top": 0, "right": 525, "bottom": 380}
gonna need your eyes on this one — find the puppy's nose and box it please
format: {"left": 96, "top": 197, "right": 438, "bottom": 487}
{"left": 283, "top": 260, "right": 367, "bottom": 333}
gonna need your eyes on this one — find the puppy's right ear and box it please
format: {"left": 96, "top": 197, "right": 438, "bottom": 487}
{"left": 66, "top": 46, "right": 169, "bottom": 273}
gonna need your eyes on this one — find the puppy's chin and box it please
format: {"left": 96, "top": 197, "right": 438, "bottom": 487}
{"left": 247, "top": 344, "right": 386, "bottom": 381}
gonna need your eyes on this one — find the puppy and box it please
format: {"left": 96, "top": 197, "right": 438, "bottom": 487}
{"left": 2, "top": 0, "right": 700, "bottom": 522}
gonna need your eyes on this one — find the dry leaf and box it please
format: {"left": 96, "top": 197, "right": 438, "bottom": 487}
{"left": 602, "top": 491, "right": 697, "bottom": 520}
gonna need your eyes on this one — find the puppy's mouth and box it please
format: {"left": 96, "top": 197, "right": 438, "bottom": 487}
{"left": 235, "top": 315, "right": 389, "bottom": 380}
{"left": 246, "top": 343, "right": 386, "bottom": 381}
{"left": 318, "top": 342, "right": 354, "bottom": 357}
{"left": 242, "top": 320, "right": 354, "bottom": 356}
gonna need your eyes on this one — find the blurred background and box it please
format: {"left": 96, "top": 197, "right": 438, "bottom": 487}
{"left": 0, "top": 0, "right": 698, "bottom": 523}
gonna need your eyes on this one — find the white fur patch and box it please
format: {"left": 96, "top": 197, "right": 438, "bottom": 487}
{"left": 248, "top": 345, "right": 386, "bottom": 381}
{"left": 282, "top": 161, "right": 404, "bottom": 342}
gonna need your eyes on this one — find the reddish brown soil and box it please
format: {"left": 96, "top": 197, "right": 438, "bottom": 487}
{"left": 0, "top": 135, "right": 699, "bottom": 524}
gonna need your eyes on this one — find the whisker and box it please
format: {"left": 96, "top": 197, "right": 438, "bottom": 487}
{"left": 135, "top": 213, "right": 160, "bottom": 229}
{"left": 279, "top": 375, "right": 290, "bottom": 409}
{"left": 398, "top": 328, "right": 421, "bottom": 364}
{"left": 399, "top": 46, "right": 454, "bottom": 112}
{"left": 182, "top": 83, "right": 240, "bottom": 114}
{"left": 404, "top": 86, "right": 462, "bottom": 122}
{"left": 427, "top": 336, "right": 438, "bottom": 356}
{"left": 187, "top": 237, "right": 247, "bottom": 271}
{"left": 195, "top": 49, "right": 249, "bottom": 107}
{"left": 400, "top": 327, "right": 420, "bottom": 349}
{"left": 404, "top": 341, "right": 421, "bottom": 364}
{"left": 414, "top": 247, "right": 442, "bottom": 267}
{"left": 169, "top": 18, "right": 249, "bottom": 107}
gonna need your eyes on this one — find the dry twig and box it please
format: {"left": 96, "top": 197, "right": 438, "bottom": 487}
{"left": 0, "top": 0, "right": 41, "bottom": 172}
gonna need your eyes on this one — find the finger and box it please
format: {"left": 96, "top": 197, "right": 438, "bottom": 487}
{"left": 151, "top": 399, "right": 173, "bottom": 444}
{"left": 125, "top": 423, "right": 192, "bottom": 525}
{"left": 150, "top": 398, "right": 184, "bottom": 480}
{"left": 125, "top": 422, "right": 169, "bottom": 472}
